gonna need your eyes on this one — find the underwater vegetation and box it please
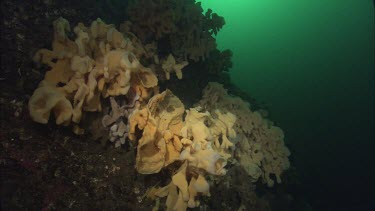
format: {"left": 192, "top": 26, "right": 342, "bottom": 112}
{"left": 0, "top": 1, "right": 296, "bottom": 210}
{"left": 25, "top": 10, "right": 290, "bottom": 210}
{"left": 5, "top": 0, "right": 373, "bottom": 211}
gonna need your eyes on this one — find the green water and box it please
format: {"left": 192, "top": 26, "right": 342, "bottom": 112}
{"left": 202, "top": 0, "right": 375, "bottom": 210}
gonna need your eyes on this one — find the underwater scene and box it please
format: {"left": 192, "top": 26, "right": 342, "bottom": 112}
{"left": 0, "top": 0, "right": 374, "bottom": 210}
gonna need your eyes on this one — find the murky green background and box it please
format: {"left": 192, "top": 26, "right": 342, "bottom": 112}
{"left": 202, "top": 0, "right": 374, "bottom": 209}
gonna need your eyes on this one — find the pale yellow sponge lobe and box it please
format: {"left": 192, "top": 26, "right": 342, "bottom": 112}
{"left": 29, "top": 17, "right": 159, "bottom": 133}
{"left": 28, "top": 86, "right": 72, "bottom": 125}
{"left": 161, "top": 54, "right": 188, "bottom": 80}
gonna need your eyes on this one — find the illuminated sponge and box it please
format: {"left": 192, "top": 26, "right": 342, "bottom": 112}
{"left": 197, "top": 82, "right": 291, "bottom": 187}
{"left": 29, "top": 17, "right": 158, "bottom": 133}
